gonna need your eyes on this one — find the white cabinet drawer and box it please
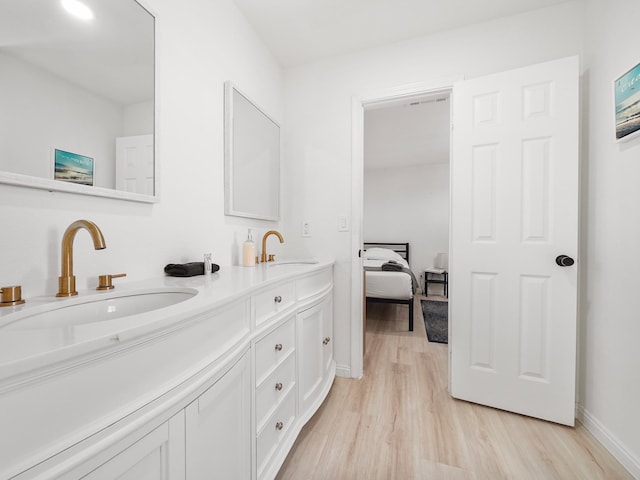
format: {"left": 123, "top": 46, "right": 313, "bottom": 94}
{"left": 255, "top": 316, "right": 295, "bottom": 384}
{"left": 254, "top": 281, "right": 295, "bottom": 328}
{"left": 296, "top": 267, "right": 332, "bottom": 301}
{"left": 256, "top": 388, "right": 296, "bottom": 477}
{"left": 256, "top": 352, "right": 295, "bottom": 430}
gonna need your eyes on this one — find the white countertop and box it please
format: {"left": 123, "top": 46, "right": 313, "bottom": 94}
{"left": 0, "top": 260, "right": 332, "bottom": 382}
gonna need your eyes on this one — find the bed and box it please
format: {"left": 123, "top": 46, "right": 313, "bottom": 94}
{"left": 363, "top": 242, "right": 417, "bottom": 331}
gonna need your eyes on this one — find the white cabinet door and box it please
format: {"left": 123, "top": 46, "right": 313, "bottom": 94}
{"left": 322, "top": 295, "right": 333, "bottom": 378}
{"left": 298, "top": 303, "right": 323, "bottom": 413}
{"left": 185, "top": 352, "right": 251, "bottom": 479}
{"left": 73, "top": 414, "right": 185, "bottom": 480}
{"left": 298, "top": 296, "right": 332, "bottom": 414}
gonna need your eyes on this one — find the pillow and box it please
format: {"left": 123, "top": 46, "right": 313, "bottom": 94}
{"left": 364, "top": 247, "right": 405, "bottom": 263}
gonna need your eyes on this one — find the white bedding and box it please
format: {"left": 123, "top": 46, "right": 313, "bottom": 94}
{"left": 364, "top": 258, "right": 413, "bottom": 300}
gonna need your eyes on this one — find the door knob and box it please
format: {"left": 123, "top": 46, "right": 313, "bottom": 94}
{"left": 555, "top": 255, "right": 575, "bottom": 267}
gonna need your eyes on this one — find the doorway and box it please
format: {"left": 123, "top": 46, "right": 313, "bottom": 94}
{"left": 350, "top": 80, "right": 456, "bottom": 379}
{"left": 362, "top": 93, "right": 451, "bottom": 361}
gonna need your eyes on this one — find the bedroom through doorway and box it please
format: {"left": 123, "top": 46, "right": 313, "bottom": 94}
{"left": 362, "top": 90, "right": 451, "bottom": 371}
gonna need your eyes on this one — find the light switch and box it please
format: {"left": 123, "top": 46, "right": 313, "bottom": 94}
{"left": 337, "top": 215, "right": 349, "bottom": 232}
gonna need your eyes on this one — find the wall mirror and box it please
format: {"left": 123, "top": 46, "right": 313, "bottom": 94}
{"left": 0, "top": 0, "right": 156, "bottom": 203}
{"left": 225, "top": 82, "right": 280, "bottom": 221}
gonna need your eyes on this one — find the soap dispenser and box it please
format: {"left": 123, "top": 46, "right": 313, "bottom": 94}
{"left": 242, "top": 229, "right": 256, "bottom": 266}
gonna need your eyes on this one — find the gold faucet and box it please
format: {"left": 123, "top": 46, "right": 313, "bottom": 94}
{"left": 261, "top": 230, "right": 284, "bottom": 263}
{"left": 57, "top": 220, "right": 106, "bottom": 297}
{"left": 0, "top": 285, "right": 25, "bottom": 307}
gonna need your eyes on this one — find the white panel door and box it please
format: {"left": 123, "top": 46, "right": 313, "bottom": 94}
{"left": 450, "top": 56, "right": 579, "bottom": 426}
{"left": 116, "top": 134, "right": 154, "bottom": 195}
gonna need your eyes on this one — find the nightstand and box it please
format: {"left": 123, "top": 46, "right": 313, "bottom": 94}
{"left": 424, "top": 269, "right": 448, "bottom": 297}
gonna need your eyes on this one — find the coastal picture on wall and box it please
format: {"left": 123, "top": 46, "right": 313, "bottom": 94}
{"left": 615, "top": 62, "right": 640, "bottom": 141}
{"left": 54, "top": 149, "right": 94, "bottom": 186}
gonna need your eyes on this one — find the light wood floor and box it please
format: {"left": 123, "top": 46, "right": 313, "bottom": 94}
{"left": 276, "top": 295, "right": 632, "bottom": 480}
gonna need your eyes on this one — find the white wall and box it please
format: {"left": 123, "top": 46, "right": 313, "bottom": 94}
{"left": 123, "top": 100, "right": 154, "bottom": 136}
{"left": 0, "top": 0, "right": 283, "bottom": 297}
{"left": 363, "top": 163, "right": 449, "bottom": 285}
{"left": 578, "top": 0, "right": 640, "bottom": 475}
{"left": 282, "top": 1, "right": 585, "bottom": 378}
{"left": 0, "top": 53, "right": 123, "bottom": 188}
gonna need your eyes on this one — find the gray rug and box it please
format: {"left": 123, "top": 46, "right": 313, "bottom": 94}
{"left": 421, "top": 300, "right": 448, "bottom": 344}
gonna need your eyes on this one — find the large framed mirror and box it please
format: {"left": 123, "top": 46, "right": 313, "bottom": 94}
{"left": 224, "top": 82, "right": 280, "bottom": 221}
{"left": 0, "top": 0, "right": 156, "bottom": 203}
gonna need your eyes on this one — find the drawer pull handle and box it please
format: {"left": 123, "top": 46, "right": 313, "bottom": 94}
{"left": 275, "top": 343, "right": 283, "bottom": 351}
{"left": 274, "top": 295, "right": 282, "bottom": 303}
{"left": 275, "top": 421, "right": 284, "bottom": 431}
{"left": 323, "top": 337, "right": 331, "bottom": 345}
{"left": 275, "top": 382, "right": 283, "bottom": 391}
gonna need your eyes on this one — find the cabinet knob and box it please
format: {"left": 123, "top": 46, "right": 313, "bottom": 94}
{"left": 323, "top": 337, "right": 331, "bottom": 345}
{"left": 275, "top": 382, "right": 283, "bottom": 391}
{"left": 275, "top": 343, "right": 283, "bottom": 351}
{"left": 274, "top": 295, "right": 282, "bottom": 303}
{"left": 275, "top": 421, "right": 284, "bottom": 431}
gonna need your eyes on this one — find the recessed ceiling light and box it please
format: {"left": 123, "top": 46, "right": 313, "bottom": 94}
{"left": 61, "top": 0, "right": 94, "bottom": 21}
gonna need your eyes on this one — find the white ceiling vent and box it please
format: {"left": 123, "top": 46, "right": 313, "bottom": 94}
{"left": 405, "top": 95, "right": 449, "bottom": 107}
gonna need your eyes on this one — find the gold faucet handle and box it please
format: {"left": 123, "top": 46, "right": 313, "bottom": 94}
{"left": 97, "top": 273, "right": 127, "bottom": 291}
{"left": 268, "top": 254, "right": 276, "bottom": 262}
{"left": 0, "top": 285, "right": 25, "bottom": 307}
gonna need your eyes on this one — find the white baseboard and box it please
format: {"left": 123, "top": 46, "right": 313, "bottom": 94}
{"left": 335, "top": 363, "right": 351, "bottom": 378}
{"left": 576, "top": 404, "right": 640, "bottom": 478}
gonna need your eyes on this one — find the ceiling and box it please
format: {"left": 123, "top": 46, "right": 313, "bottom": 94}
{"left": 233, "top": 0, "right": 573, "bottom": 67}
{"left": 364, "top": 94, "right": 450, "bottom": 170}
{"left": 0, "top": 0, "right": 154, "bottom": 105}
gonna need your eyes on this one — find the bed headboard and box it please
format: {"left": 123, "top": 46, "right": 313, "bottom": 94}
{"left": 363, "top": 242, "right": 410, "bottom": 263}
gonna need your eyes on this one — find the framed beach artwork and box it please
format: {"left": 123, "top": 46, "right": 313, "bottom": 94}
{"left": 614, "top": 62, "right": 640, "bottom": 142}
{"left": 54, "top": 149, "right": 94, "bottom": 186}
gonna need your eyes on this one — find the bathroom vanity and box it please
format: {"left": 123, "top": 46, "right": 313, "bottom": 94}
{"left": 0, "top": 261, "right": 334, "bottom": 480}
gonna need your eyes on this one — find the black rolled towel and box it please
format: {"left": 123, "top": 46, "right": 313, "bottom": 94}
{"left": 164, "top": 262, "right": 204, "bottom": 277}
{"left": 164, "top": 262, "right": 204, "bottom": 276}
{"left": 381, "top": 261, "right": 403, "bottom": 272}
{"left": 164, "top": 262, "right": 221, "bottom": 276}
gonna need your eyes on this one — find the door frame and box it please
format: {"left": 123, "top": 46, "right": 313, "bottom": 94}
{"left": 350, "top": 77, "right": 459, "bottom": 379}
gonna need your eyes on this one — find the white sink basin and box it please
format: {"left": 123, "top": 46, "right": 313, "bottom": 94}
{"left": 1, "top": 288, "right": 198, "bottom": 330}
